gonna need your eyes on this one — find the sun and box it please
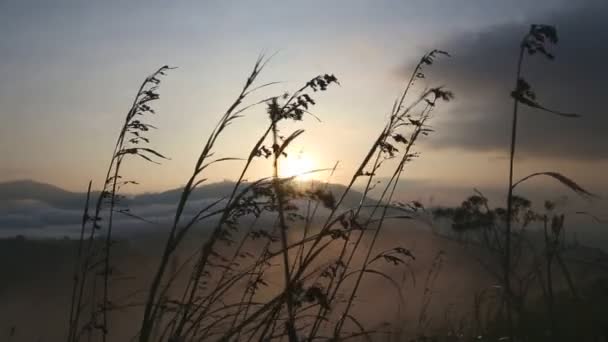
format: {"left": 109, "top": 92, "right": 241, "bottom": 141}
{"left": 281, "top": 152, "right": 316, "bottom": 181}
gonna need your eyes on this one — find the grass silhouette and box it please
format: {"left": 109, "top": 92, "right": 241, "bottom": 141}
{"left": 52, "top": 24, "right": 608, "bottom": 342}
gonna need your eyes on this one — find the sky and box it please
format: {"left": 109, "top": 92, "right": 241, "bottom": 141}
{"left": 1, "top": 0, "right": 607, "bottom": 198}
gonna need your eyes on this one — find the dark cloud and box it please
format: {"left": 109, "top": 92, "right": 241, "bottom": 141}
{"left": 415, "top": 1, "right": 608, "bottom": 160}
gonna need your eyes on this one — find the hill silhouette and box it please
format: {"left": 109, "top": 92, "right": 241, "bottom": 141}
{"left": 0, "top": 179, "right": 372, "bottom": 210}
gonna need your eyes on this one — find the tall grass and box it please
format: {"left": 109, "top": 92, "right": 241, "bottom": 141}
{"left": 65, "top": 47, "right": 455, "bottom": 341}
{"left": 68, "top": 66, "right": 173, "bottom": 342}
{"left": 503, "top": 24, "right": 591, "bottom": 340}
{"left": 62, "top": 23, "right": 605, "bottom": 342}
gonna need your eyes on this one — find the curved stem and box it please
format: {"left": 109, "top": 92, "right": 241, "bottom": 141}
{"left": 505, "top": 36, "right": 526, "bottom": 340}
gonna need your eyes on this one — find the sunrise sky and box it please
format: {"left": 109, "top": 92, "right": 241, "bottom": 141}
{"left": 1, "top": 0, "right": 607, "bottom": 196}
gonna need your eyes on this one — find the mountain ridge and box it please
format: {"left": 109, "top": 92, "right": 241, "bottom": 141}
{"left": 0, "top": 179, "right": 371, "bottom": 210}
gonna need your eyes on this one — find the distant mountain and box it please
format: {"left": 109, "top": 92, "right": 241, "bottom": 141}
{"left": 0, "top": 180, "right": 97, "bottom": 209}
{"left": 0, "top": 179, "right": 371, "bottom": 210}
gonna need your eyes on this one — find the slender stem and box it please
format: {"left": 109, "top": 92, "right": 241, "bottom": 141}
{"left": 335, "top": 108, "right": 431, "bottom": 337}
{"left": 543, "top": 215, "right": 556, "bottom": 336}
{"left": 505, "top": 37, "right": 526, "bottom": 340}
{"left": 101, "top": 157, "right": 123, "bottom": 342}
{"left": 140, "top": 60, "right": 266, "bottom": 341}
{"left": 67, "top": 181, "right": 92, "bottom": 342}
{"left": 271, "top": 119, "right": 298, "bottom": 341}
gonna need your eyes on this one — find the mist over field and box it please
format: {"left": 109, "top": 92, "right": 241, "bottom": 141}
{"left": 1, "top": 179, "right": 607, "bottom": 341}
{"left": 2, "top": 179, "right": 606, "bottom": 246}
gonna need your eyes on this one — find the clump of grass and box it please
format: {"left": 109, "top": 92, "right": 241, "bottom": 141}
{"left": 503, "top": 23, "right": 594, "bottom": 340}
{"left": 432, "top": 191, "right": 606, "bottom": 341}
{"left": 66, "top": 47, "right": 454, "bottom": 342}
{"left": 67, "top": 65, "right": 174, "bottom": 342}
{"left": 420, "top": 23, "right": 607, "bottom": 342}
{"left": 60, "top": 22, "right": 608, "bottom": 340}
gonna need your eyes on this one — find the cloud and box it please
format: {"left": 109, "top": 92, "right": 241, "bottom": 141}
{"left": 2, "top": 178, "right": 605, "bottom": 242}
{"left": 411, "top": 1, "right": 608, "bottom": 161}
{"left": 0, "top": 180, "right": 363, "bottom": 238}
{"left": 0, "top": 197, "right": 227, "bottom": 238}
{"left": 0, "top": 180, "right": 229, "bottom": 237}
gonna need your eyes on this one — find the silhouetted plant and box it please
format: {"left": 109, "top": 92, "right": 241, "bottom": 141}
{"left": 68, "top": 65, "right": 173, "bottom": 342}
{"left": 59, "top": 29, "right": 608, "bottom": 342}
{"left": 433, "top": 187, "right": 600, "bottom": 341}
{"left": 53, "top": 25, "right": 608, "bottom": 341}
{"left": 502, "top": 24, "right": 593, "bottom": 340}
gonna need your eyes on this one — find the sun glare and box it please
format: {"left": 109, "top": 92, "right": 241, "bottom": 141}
{"left": 281, "top": 152, "right": 315, "bottom": 180}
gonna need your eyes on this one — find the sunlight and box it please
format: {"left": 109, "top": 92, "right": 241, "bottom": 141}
{"left": 280, "top": 152, "right": 316, "bottom": 180}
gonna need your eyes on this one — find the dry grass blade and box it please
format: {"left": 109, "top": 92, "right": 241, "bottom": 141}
{"left": 512, "top": 171, "right": 598, "bottom": 198}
